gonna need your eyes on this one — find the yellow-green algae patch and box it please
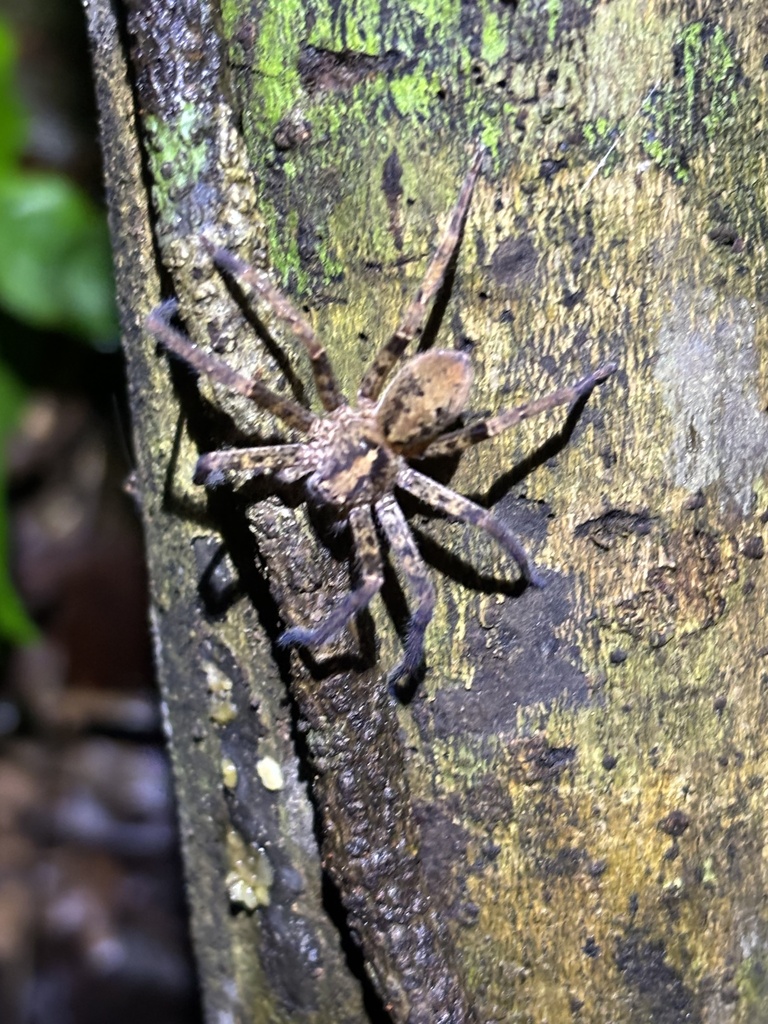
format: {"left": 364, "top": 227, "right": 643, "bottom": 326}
{"left": 641, "top": 20, "right": 743, "bottom": 182}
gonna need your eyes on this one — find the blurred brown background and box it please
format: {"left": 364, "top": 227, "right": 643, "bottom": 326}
{"left": 0, "top": 2, "right": 200, "bottom": 1021}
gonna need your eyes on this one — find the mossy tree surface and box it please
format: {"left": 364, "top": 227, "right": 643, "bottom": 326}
{"left": 86, "top": 0, "right": 768, "bottom": 1020}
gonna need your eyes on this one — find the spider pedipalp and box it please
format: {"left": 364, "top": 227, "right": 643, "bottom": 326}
{"left": 148, "top": 145, "right": 615, "bottom": 683}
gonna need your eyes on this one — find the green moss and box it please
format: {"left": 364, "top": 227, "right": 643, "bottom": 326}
{"left": 390, "top": 68, "right": 438, "bottom": 119}
{"left": 642, "top": 20, "right": 742, "bottom": 182}
{"left": 547, "top": 0, "right": 562, "bottom": 43}
{"left": 316, "top": 238, "right": 345, "bottom": 281}
{"left": 479, "top": 118, "right": 504, "bottom": 160}
{"left": 580, "top": 116, "right": 623, "bottom": 176}
{"left": 264, "top": 205, "right": 308, "bottom": 292}
{"left": 254, "top": 0, "right": 303, "bottom": 129}
{"left": 735, "top": 953, "right": 768, "bottom": 1011}
{"left": 339, "top": 3, "right": 383, "bottom": 53}
{"left": 219, "top": 0, "right": 240, "bottom": 37}
{"left": 145, "top": 105, "right": 209, "bottom": 223}
{"left": 481, "top": 10, "right": 507, "bottom": 68}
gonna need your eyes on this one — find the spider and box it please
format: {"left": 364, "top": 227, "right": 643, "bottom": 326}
{"left": 147, "top": 146, "right": 615, "bottom": 683}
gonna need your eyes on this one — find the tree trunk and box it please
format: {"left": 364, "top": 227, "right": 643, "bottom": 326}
{"left": 85, "top": 0, "right": 768, "bottom": 1021}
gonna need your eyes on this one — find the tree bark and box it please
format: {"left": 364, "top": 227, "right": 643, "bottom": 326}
{"left": 85, "top": 0, "right": 768, "bottom": 1021}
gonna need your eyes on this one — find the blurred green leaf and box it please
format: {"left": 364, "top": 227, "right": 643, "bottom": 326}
{"left": 0, "top": 173, "right": 119, "bottom": 345}
{"left": 0, "top": 364, "right": 36, "bottom": 643}
{"left": 0, "top": 20, "right": 25, "bottom": 171}
{"left": 0, "top": 15, "right": 119, "bottom": 645}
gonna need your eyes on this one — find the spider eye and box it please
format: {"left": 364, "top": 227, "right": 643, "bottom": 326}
{"left": 377, "top": 350, "right": 472, "bottom": 452}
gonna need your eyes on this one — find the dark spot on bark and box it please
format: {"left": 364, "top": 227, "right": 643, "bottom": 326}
{"left": 490, "top": 235, "right": 538, "bottom": 286}
{"left": 540, "top": 158, "right": 567, "bottom": 181}
{"left": 298, "top": 46, "right": 402, "bottom": 94}
{"left": 658, "top": 809, "right": 690, "bottom": 837}
{"left": 463, "top": 773, "right": 514, "bottom": 825}
{"left": 414, "top": 801, "right": 472, "bottom": 919}
{"left": 382, "top": 149, "right": 403, "bottom": 202}
{"left": 683, "top": 489, "right": 706, "bottom": 510}
{"left": 708, "top": 223, "right": 743, "bottom": 250}
{"left": 575, "top": 508, "right": 655, "bottom": 548}
{"left": 615, "top": 934, "right": 700, "bottom": 1024}
{"left": 742, "top": 535, "right": 764, "bottom": 559}
{"left": 193, "top": 536, "right": 240, "bottom": 613}
{"left": 382, "top": 149, "right": 404, "bottom": 250}
{"left": 609, "top": 649, "right": 628, "bottom": 665}
{"left": 583, "top": 935, "right": 600, "bottom": 958}
{"left": 541, "top": 845, "right": 586, "bottom": 877}
{"left": 561, "top": 288, "right": 584, "bottom": 308}
{"left": 480, "top": 839, "right": 502, "bottom": 862}
{"left": 297, "top": 215, "right": 319, "bottom": 264}
{"left": 273, "top": 115, "right": 311, "bottom": 151}
{"left": 510, "top": 735, "right": 576, "bottom": 784}
{"left": 602, "top": 753, "right": 618, "bottom": 771}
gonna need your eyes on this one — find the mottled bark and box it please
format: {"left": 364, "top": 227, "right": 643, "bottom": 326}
{"left": 85, "top": 0, "right": 768, "bottom": 1022}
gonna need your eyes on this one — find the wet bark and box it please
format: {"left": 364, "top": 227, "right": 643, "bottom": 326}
{"left": 85, "top": 0, "right": 768, "bottom": 1021}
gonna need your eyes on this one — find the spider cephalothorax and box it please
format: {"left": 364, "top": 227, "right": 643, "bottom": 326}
{"left": 148, "top": 146, "right": 615, "bottom": 682}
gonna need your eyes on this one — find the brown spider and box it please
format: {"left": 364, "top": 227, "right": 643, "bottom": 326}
{"left": 147, "top": 146, "right": 615, "bottom": 683}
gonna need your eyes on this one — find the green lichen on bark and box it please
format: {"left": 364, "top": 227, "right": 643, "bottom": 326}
{"left": 642, "top": 20, "right": 744, "bottom": 182}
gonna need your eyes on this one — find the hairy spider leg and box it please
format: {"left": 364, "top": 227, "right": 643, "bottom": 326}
{"left": 147, "top": 301, "right": 317, "bottom": 434}
{"left": 194, "top": 444, "right": 307, "bottom": 487}
{"left": 357, "top": 144, "right": 485, "bottom": 403}
{"left": 396, "top": 466, "right": 545, "bottom": 587}
{"left": 208, "top": 245, "right": 346, "bottom": 412}
{"left": 375, "top": 496, "right": 436, "bottom": 683}
{"left": 419, "top": 361, "right": 617, "bottom": 459}
{"left": 279, "top": 504, "right": 384, "bottom": 651}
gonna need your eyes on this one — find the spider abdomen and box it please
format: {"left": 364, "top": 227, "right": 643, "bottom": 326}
{"left": 376, "top": 349, "right": 473, "bottom": 454}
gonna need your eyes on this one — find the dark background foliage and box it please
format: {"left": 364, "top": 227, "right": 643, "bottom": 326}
{"left": 0, "top": 3, "right": 199, "bottom": 1021}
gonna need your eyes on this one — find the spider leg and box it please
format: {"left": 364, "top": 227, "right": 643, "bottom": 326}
{"left": 147, "top": 301, "right": 317, "bottom": 434}
{"left": 207, "top": 245, "right": 346, "bottom": 412}
{"left": 375, "top": 496, "right": 436, "bottom": 684}
{"left": 397, "top": 466, "right": 545, "bottom": 587}
{"left": 357, "top": 144, "right": 485, "bottom": 402}
{"left": 418, "top": 362, "right": 617, "bottom": 459}
{"left": 194, "top": 444, "right": 306, "bottom": 487}
{"left": 279, "top": 504, "right": 384, "bottom": 651}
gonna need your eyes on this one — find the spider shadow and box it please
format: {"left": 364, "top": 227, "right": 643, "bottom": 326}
{"left": 204, "top": 468, "right": 382, "bottom": 681}
{"left": 156, "top": 355, "right": 298, "bottom": 665}
{"left": 392, "top": 385, "right": 601, "bottom": 618}
{"left": 158, "top": 351, "right": 383, "bottom": 687}
{"left": 416, "top": 235, "right": 462, "bottom": 355}
{"left": 478, "top": 385, "right": 602, "bottom": 508}
{"left": 417, "top": 383, "right": 600, "bottom": 511}
{"left": 214, "top": 261, "right": 312, "bottom": 408}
